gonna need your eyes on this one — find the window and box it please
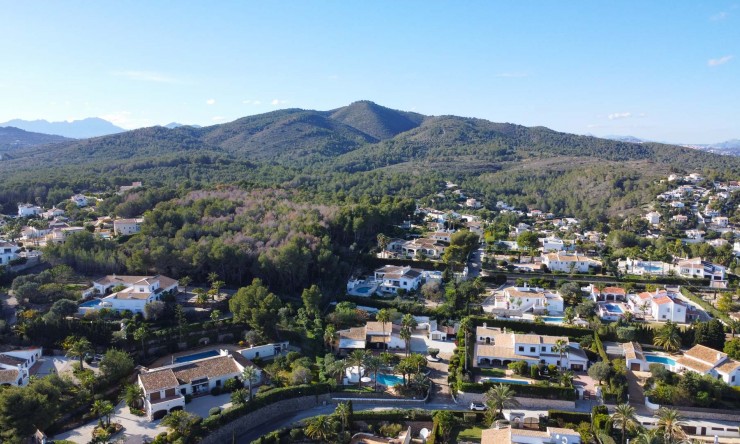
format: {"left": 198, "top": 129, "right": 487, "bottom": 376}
{"left": 541, "top": 347, "right": 546, "bottom": 352}
{"left": 732, "top": 375, "right": 735, "bottom": 382}
{"left": 216, "top": 380, "right": 222, "bottom": 387}
{"left": 530, "top": 347, "right": 535, "bottom": 352}
{"left": 518, "top": 346, "right": 524, "bottom": 352}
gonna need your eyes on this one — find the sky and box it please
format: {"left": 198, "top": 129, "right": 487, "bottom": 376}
{"left": 0, "top": 1, "right": 738, "bottom": 144}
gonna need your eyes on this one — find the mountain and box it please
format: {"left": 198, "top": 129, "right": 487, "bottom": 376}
{"left": 603, "top": 135, "right": 649, "bottom": 143}
{"left": 1, "top": 101, "right": 738, "bottom": 218}
{"left": 0, "top": 126, "right": 71, "bottom": 150}
{"left": 163, "top": 122, "right": 202, "bottom": 129}
{"left": 686, "top": 139, "right": 740, "bottom": 156}
{"left": 0, "top": 117, "right": 125, "bottom": 138}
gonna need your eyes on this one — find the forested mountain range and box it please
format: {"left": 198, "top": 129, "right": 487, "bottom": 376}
{"left": 0, "top": 117, "right": 125, "bottom": 138}
{"left": 0, "top": 126, "right": 71, "bottom": 152}
{"left": 1, "top": 100, "right": 738, "bottom": 220}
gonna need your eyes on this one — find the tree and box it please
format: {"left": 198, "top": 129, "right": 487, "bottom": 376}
{"left": 123, "top": 384, "right": 145, "bottom": 409}
{"left": 724, "top": 338, "right": 740, "bottom": 360}
{"left": 559, "top": 282, "right": 583, "bottom": 306}
{"left": 178, "top": 276, "right": 191, "bottom": 289}
{"left": 334, "top": 402, "right": 351, "bottom": 434}
{"left": 194, "top": 287, "right": 209, "bottom": 306}
{"left": 175, "top": 303, "right": 187, "bottom": 340}
{"left": 376, "top": 308, "right": 391, "bottom": 345}
{"left": 588, "top": 361, "right": 612, "bottom": 385}
{"left": 210, "top": 309, "right": 221, "bottom": 323}
{"left": 484, "top": 384, "right": 520, "bottom": 423}
{"left": 563, "top": 306, "right": 576, "bottom": 324}
{"left": 99, "top": 349, "right": 134, "bottom": 382}
{"left": 517, "top": 231, "right": 540, "bottom": 259}
{"left": 242, "top": 366, "right": 259, "bottom": 401}
{"left": 631, "top": 429, "right": 663, "bottom": 444}
{"left": 143, "top": 301, "right": 165, "bottom": 320}
{"left": 134, "top": 326, "right": 150, "bottom": 357}
{"left": 301, "top": 284, "right": 322, "bottom": 316}
{"left": 655, "top": 407, "right": 686, "bottom": 443}
{"left": 693, "top": 318, "right": 726, "bottom": 350}
{"left": 0, "top": 385, "right": 57, "bottom": 439}
{"left": 459, "top": 317, "right": 472, "bottom": 372}
{"left": 365, "top": 355, "right": 382, "bottom": 392}
{"left": 400, "top": 314, "right": 417, "bottom": 356}
{"left": 65, "top": 336, "right": 93, "bottom": 368}
{"left": 575, "top": 300, "right": 597, "bottom": 318}
{"left": 348, "top": 349, "right": 368, "bottom": 388}
{"left": 653, "top": 321, "right": 681, "bottom": 353}
{"left": 717, "top": 292, "right": 734, "bottom": 314}
{"left": 46, "top": 299, "right": 78, "bottom": 320}
{"left": 304, "top": 415, "right": 335, "bottom": 441}
{"left": 434, "top": 410, "right": 457, "bottom": 443}
{"left": 610, "top": 404, "right": 639, "bottom": 444}
{"left": 553, "top": 339, "right": 568, "bottom": 370}
{"left": 229, "top": 278, "right": 282, "bottom": 335}
{"left": 91, "top": 399, "right": 114, "bottom": 428}
{"left": 161, "top": 410, "right": 199, "bottom": 438}
{"left": 323, "top": 324, "right": 337, "bottom": 351}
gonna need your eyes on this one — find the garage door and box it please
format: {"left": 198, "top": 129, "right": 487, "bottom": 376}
{"left": 630, "top": 362, "right": 642, "bottom": 371}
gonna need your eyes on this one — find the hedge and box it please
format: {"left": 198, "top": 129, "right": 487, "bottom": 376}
{"left": 352, "top": 409, "right": 433, "bottom": 422}
{"left": 459, "top": 382, "right": 577, "bottom": 400}
{"left": 202, "top": 384, "right": 331, "bottom": 431}
{"left": 338, "top": 294, "right": 432, "bottom": 316}
{"left": 468, "top": 316, "right": 594, "bottom": 339}
{"left": 593, "top": 332, "right": 609, "bottom": 363}
{"left": 361, "top": 255, "right": 447, "bottom": 271}
{"left": 548, "top": 409, "right": 591, "bottom": 424}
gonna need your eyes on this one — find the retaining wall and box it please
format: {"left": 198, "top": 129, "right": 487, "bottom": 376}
{"left": 457, "top": 391, "right": 576, "bottom": 410}
{"left": 200, "top": 394, "right": 332, "bottom": 444}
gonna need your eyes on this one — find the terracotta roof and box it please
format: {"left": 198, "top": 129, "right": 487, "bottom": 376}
{"left": 476, "top": 344, "right": 534, "bottom": 361}
{"left": 506, "top": 289, "right": 546, "bottom": 299}
{"left": 365, "top": 322, "right": 392, "bottom": 334}
{"left": 623, "top": 342, "right": 644, "bottom": 361}
{"left": 684, "top": 344, "right": 726, "bottom": 364}
{"left": 172, "top": 355, "right": 240, "bottom": 384}
{"left": 544, "top": 252, "right": 599, "bottom": 263}
{"left": 139, "top": 369, "right": 179, "bottom": 393}
{"left": 652, "top": 296, "right": 674, "bottom": 305}
{"left": 511, "top": 428, "right": 550, "bottom": 438}
{"left": 675, "top": 356, "right": 715, "bottom": 374}
{"left": 547, "top": 427, "right": 580, "bottom": 436}
{"left": 637, "top": 292, "right": 653, "bottom": 300}
{"left": 601, "top": 287, "right": 626, "bottom": 295}
{"left": 476, "top": 326, "right": 502, "bottom": 337}
{"left": 231, "top": 353, "right": 257, "bottom": 370}
{"left": 0, "top": 355, "right": 26, "bottom": 366}
{"left": 339, "top": 327, "right": 366, "bottom": 341}
{"left": 0, "top": 369, "right": 20, "bottom": 384}
{"left": 481, "top": 428, "right": 512, "bottom": 444}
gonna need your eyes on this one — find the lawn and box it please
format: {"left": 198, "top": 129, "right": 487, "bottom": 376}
{"left": 477, "top": 368, "right": 505, "bottom": 377}
{"left": 451, "top": 425, "right": 483, "bottom": 443}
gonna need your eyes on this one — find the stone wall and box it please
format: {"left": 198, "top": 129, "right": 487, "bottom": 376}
{"left": 645, "top": 398, "right": 740, "bottom": 422}
{"left": 200, "top": 394, "right": 332, "bottom": 444}
{"left": 457, "top": 391, "right": 576, "bottom": 410}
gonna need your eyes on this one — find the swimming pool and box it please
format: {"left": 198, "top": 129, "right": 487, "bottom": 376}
{"left": 483, "top": 377, "right": 530, "bottom": 385}
{"left": 175, "top": 350, "right": 219, "bottom": 363}
{"left": 645, "top": 354, "right": 676, "bottom": 366}
{"left": 354, "top": 286, "right": 373, "bottom": 294}
{"left": 79, "top": 299, "right": 103, "bottom": 308}
{"left": 376, "top": 373, "right": 404, "bottom": 387}
{"left": 604, "top": 303, "right": 623, "bottom": 314}
{"left": 542, "top": 316, "right": 564, "bottom": 324}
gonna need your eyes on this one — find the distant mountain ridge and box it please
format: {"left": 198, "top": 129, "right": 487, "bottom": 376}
{"left": 0, "top": 117, "right": 125, "bottom": 138}
{"left": 0, "top": 126, "right": 70, "bottom": 150}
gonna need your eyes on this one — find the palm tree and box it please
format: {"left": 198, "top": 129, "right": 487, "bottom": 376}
{"left": 376, "top": 309, "right": 391, "bottom": 349}
{"left": 559, "top": 370, "right": 574, "bottom": 388}
{"left": 334, "top": 402, "right": 351, "bottom": 434}
{"left": 66, "top": 337, "right": 93, "bottom": 369}
{"left": 348, "top": 349, "right": 368, "bottom": 388}
{"left": 161, "top": 410, "right": 198, "bottom": 438}
{"left": 653, "top": 322, "right": 681, "bottom": 353}
{"left": 484, "top": 383, "right": 520, "bottom": 423}
{"left": 327, "top": 358, "right": 347, "bottom": 384}
{"left": 194, "top": 287, "right": 208, "bottom": 306}
{"left": 323, "top": 325, "right": 337, "bottom": 352}
{"left": 91, "top": 399, "right": 114, "bottom": 428}
{"left": 210, "top": 309, "right": 221, "bottom": 323}
{"left": 459, "top": 317, "right": 472, "bottom": 371}
{"left": 133, "top": 326, "right": 150, "bottom": 357}
{"left": 631, "top": 429, "right": 663, "bottom": 444}
{"left": 242, "top": 366, "right": 259, "bottom": 401}
{"left": 553, "top": 338, "right": 568, "bottom": 370}
{"left": 123, "top": 384, "right": 145, "bottom": 409}
{"left": 401, "top": 314, "right": 418, "bottom": 356}
{"left": 304, "top": 415, "right": 335, "bottom": 441}
{"left": 399, "top": 327, "right": 412, "bottom": 357}
{"left": 655, "top": 407, "right": 686, "bottom": 443}
{"left": 610, "top": 404, "right": 639, "bottom": 444}
{"left": 364, "top": 355, "right": 382, "bottom": 392}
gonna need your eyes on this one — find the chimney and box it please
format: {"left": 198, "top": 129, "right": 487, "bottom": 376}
{"left": 482, "top": 322, "right": 487, "bottom": 328}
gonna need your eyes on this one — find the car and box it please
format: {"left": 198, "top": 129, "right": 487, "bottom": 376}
{"left": 469, "top": 402, "right": 487, "bottom": 411}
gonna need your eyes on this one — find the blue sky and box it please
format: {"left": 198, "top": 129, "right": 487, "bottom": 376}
{"left": 1, "top": 1, "right": 737, "bottom": 143}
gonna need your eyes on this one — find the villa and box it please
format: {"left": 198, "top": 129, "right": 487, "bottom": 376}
{"left": 494, "top": 286, "right": 564, "bottom": 314}
{"left": 83, "top": 274, "right": 179, "bottom": 314}
{"left": 113, "top": 218, "right": 144, "bottom": 235}
{"left": 0, "top": 241, "right": 20, "bottom": 266}
{"left": 0, "top": 348, "right": 42, "bottom": 387}
{"left": 337, "top": 321, "right": 405, "bottom": 353}
{"left": 138, "top": 350, "right": 260, "bottom": 420}
{"left": 373, "top": 265, "right": 423, "bottom": 294}
{"left": 17, "top": 203, "right": 42, "bottom": 218}
{"left": 674, "top": 344, "right": 740, "bottom": 386}
{"left": 70, "top": 194, "right": 89, "bottom": 207}
{"left": 677, "top": 257, "right": 727, "bottom": 288}
{"left": 628, "top": 289, "right": 687, "bottom": 323}
{"left": 474, "top": 325, "right": 588, "bottom": 371}
{"left": 590, "top": 286, "right": 626, "bottom": 302}
{"left": 623, "top": 342, "right": 649, "bottom": 372}
{"left": 541, "top": 252, "right": 601, "bottom": 273}
{"left": 386, "top": 237, "right": 448, "bottom": 260}
{"left": 482, "top": 426, "right": 580, "bottom": 444}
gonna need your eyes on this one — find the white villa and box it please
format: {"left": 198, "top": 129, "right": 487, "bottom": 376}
{"left": 113, "top": 218, "right": 144, "bottom": 235}
{"left": 542, "top": 252, "right": 601, "bottom": 273}
{"left": 0, "top": 241, "right": 20, "bottom": 266}
{"left": 540, "top": 236, "right": 567, "bottom": 252}
{"left": 85, "top": 274, "right": 179, "bottom": 314}
{"left": 482, "top": 426, "right": 580, "bottom": 444}
{"left": 628, "top": 290, "right": 687, "bottom": 323}
{"left": 138, "top": 350, "right": 260, "bottom": 420}
{"left": 677, "top": 257, "right": 727, "bottom": 287}
{"left": 373, "top": 265, "right": 423, "bottom": 294}
{"left": 70, "top": 194, "right": 89, "bottom": 207}
{"left": 494, "top": 286, "right": 564, "bottom": 314}
{"left": 474, "top": 325, "right": 588, "bottom": 371}
{"left": 337, "top": 321, "right": 404, "bottom": 353}
{"left": 0, "top": 348, "right": 42, "bottom": 387}
{"left": 17, "top": 204, "right": 42, "bottom": 218}
{"left": 590, "top": 286, "right": 626, "bottom": 302}
{"left": 386, "top": 237, "right": 448, "bottom": 260}
{"left": 623, "top": 342, "right": 649, "bottom": 372}
{"left": 675, "top": 345, "right": 740, "bottom": 386}
{"left": 645, "top": 211, "right": 661, "bottom": 225}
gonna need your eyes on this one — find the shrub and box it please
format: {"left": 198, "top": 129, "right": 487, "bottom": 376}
{"left": 208, "top": 407, "right": 221, "bottom": 416}
{"left": 458, "top": 382, "right": 577, "bottom": 400}
{"left": 224, "top": 378, "right": 242, "bottom": 392}
{"left": 508, "top": 361, "right": 528, "bottom": 376}
{"left": 530, "top": 366, "right": 539, "bottom": 380}
{"left": 211, "top": 387, "right": 222, "bottom": 396}
{"left": 548, "top": 410, "right": 590, "bottom": 424}
{"left": 379, "top": 423, "right": 403, "bottom": 438}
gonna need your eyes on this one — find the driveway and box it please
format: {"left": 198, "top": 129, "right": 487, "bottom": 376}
{"left": 35, "top": 355, "right": 76, "bottom": 377}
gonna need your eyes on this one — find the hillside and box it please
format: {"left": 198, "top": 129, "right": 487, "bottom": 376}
{"left": 0, "top": 101, "right": 738, "bottom": 218}
{"left": 0, "top": 126, "right": 70, "bottom": 151}
{"left": 0, "top": 117, "right": 125, "bottom": 138}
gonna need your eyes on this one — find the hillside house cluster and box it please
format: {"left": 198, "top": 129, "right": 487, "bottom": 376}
{"left": 81, "top": 274, "right": 179, "bottom": 314}
{"left": 0, "top": 348, "right": 42, "bottom": 387}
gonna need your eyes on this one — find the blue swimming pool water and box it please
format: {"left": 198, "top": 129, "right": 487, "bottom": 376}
{"left": 542, "top": 316, "right": 564, "bottom": 323}
{"left": 641, "top": 263, "right": 663, "bottom": 272}
{"left": 483, "top": 377, "right": 530, "bottom": 385}
{"left": 646, "top": 354, "right": 676, "bottom": 366}
{"left": 175, "top": 350, "right": 219, "bottom": 363}
{"left": 376, "top": 373, "right": 404, "bottom": 387}
{"left": 604, "top": 303, "right": 623, "bottom": 313}
{"left": 79, "top": 299, "right": 103, "bottom": 308}
{"left": 354, "top": 286, "right": 372, "bottom": 294}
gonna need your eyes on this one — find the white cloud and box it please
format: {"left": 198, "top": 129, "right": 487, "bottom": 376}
{"left": 495, "top": 72, "right": 529, "bottom": 78}
{"left": 242, "top": 100, "right": 262, "bottom": 105}
{"left": 608, "top": 112, "right": 632, "bottom": 120}
{"left": 206, "top": 99, "right": 216, "bottom": 105}
{"left": 271, "top": 99, "right": 288, "bottom": 106}
{"left": 211, "top": 116, "right": 227, "bottom": 122}
{"left": 101, "top": 111, "right": 153, "bottom": 129}
{"left": 708, "top": 55, "right": 734, "bottom": 66}
{"left": 710, "top": 11, "right": 728, "bottom": 20}
{"left": 112, "top": 70, "right": 180, "bottom": 83}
